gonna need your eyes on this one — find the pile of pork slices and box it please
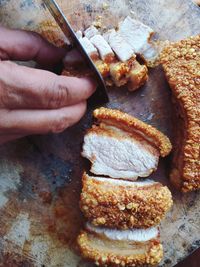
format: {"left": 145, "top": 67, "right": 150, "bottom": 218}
{"left": 77, "top": 107, "right": 173, "bottom": 267}
{"left": 64, "top": 16, "right": 158, "bottom": 91}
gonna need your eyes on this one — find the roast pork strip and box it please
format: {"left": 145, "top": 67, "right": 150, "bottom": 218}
{"left": 82, "top": 108, "right": 172, "bottom": 180}
{"left": 161, "top": 35, "right": 200, "bottom": 192}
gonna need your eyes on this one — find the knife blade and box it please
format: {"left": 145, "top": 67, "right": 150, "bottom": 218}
{"left": 43, "top": 0, "right": 109, "bottom": 105}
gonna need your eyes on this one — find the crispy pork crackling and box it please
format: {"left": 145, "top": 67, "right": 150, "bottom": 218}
{"left": 82, "top": 108, "right": 172, "bottom": 180}
{"left": 77, "top": 223, "right": 163, "bottom": 266}
{"left": 65, "top": 20, "right": 149, "bottom": 90}
{"left": 80, "top": 173, "right": 173, "bottom": 229}
{"left": 160, "top": 35, "right": 200, "bottom": 192}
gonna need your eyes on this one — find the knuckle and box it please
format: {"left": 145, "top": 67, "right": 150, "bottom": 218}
{"left": 51, "top": 112, "right": 70, "bottom": 133}
{"left": 1, "top": 89, "right": 23, "bottom": 109}
{"left": 0, "top": 62, "right": 21, "bottom": 108}
{"left": 46, "top": 78, "right": 70, "bottom": 109}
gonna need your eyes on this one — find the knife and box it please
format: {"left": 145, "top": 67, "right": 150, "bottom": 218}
{"left": 43, "top": 0, "right": 109, "bottom": 106}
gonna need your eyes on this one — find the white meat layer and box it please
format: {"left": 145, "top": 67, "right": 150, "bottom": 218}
{"left": 82, "top": 131, "right": 159, "bottom": 179}
{"left": 88, "top": 175, "right": 157, "bottom": 187}
{"left": 86, "top": 223, "right": 159, "bottom": 242}
{"left": 90, "top": 34, "right": 114, "bottom": 61}
{"left": 79, "top": 37, "right": 98, "bottom": 56}
{"left": 84, "top": 25, "right": 99, "bottom": 39}
{"left": 76, "top": 30, "right": 83, "bottom": 39}
{"left": 104, "top": 29, "right": 134, "bottom": 62}
{"left": 119, "top": 16, "right": 154, "bottom": 53}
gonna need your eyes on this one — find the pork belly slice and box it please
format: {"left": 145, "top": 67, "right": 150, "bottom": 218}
{"left": 101, "top": 29, "right": 137, "bottom": 87}
{"left": 84, "top": 25, "right": 99, "bottom": 39}
{"left": 88, "top": 30, "right": 147, "bottom": 88}
{"left": 79, "top": 37, "right": 110, "bottom": 77}
{"left": 77, "top": 28, "right": 147, "bottom": 89}
{"left": 82, "top": 125, "right": 159, "bottom": 179}
{"left": 82, "top": 108, "right": 172, "bottom": 180}
{"left": 87, "top": 33, "right": 136, "bottom": 86}
{"left": 80, "top": 173, "right": 173, "bottom": 229}
{"left": 160, "top": 35, "right": 200, "bottom": 192}
{"left": 104, "top": 29, "right": 135, "bottom": 62}
{"left": 76, "top": 30, "right": 83, "bottom": 39}
{"left": 119, "top": 16, "right": 154, "bottom": 54}
{"left": 90, "top": 34, "right": 115, "bottom": 63}
{"left": 79, "top": 37, "right": 99, "bottom": 60}
{"left": 77, "top": 224, "right": 163, "bottom": 266}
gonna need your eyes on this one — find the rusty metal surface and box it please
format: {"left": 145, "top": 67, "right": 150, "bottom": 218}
{"left": 0, "top": 0, "right": 200, "bottom": 266}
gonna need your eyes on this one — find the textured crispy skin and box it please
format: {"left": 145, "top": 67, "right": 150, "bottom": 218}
{"left": 93, "top": 107, "right": 172, "bottom": 157}
{"left": 160, "top": 35, "right": 200, "bottom": 192}
{"left": 80, "top": 173, "right": 173, "bottom": 229}
{"left": 40, "top": 21, "right": 148, "bottom": 90}
{"left": 77, "top": 230, "right": 163, "bottom": 267}
{"left": 128, "top": 61, "right": 148, "bottom": 91}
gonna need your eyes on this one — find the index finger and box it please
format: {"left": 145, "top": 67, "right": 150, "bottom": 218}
{"left": 0, "top": 61, "right": 96, "bottom": 109}
{"left": 0, "top": 26, "right": 66, "bottom": 67}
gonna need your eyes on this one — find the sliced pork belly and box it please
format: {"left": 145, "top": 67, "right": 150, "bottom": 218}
{"left": 82, "top": 30, "right": 141, "bottom": 87}
{"left": 89, "top": 31, "right": 137, "bottom": 87}
{"left": 104, "top": 29, "right": 135, "bottom": 62}
{"left": 79, "top": 36, "right": 110, "bottom": 77}
{"left": 104, "top": 28, "right": 148, "bottom": 88}
{"left": 76, "top": 30, "right": 83, "bottom": 39}
{"left": 90, "top": 34, "right": 115, "bottom": 63}
{"left": 84, "top": 25, "right": 99, "bottom": 39}
{"left": 87, "top": 29, "right": 148, "bottom": 88}
{"left": 82, "top": 125, "right": 159, "bottom": 179}
{"left": 119, "top": 16, "right": 154, "bottom": 54}
{"left": 76, "top": 27, "right": 148, "bottom": 89}
{"left": 77, "top": 224, "right": 163, "bottom": 266}
{"left": 82, "top": 108, "right": 172, "bottom": 180}
{"left": 80, "top": 173, "right": 173, "bottom": 229}
{"left": 79, "top": 37, "right": 99, "bottom": 60}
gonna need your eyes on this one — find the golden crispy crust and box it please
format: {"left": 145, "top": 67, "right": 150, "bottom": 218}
{"left": 128, "top": 61, "right": 148, "bottom": 91}
{"left": 160, "top": 35, "right": 200, "bottom": 192}
{"left": 95, "top": 60, "right": 110, "bottom": 77}
{"left": 77, "top": 230, "right": 163, "bottom": 266}
{"left": 80, "top": 173, "right": 173, "bottom": 229}
{"left": 93, "top": 107, "right": 172, "bottom": 157}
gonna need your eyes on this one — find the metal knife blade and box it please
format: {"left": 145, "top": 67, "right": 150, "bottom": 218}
{"left": 43, "top": 0, "right": 109, "bottom": 105}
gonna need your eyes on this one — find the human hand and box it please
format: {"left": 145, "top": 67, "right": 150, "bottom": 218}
{"left": 0, "top": 26, "right": 96, "bottom": 144}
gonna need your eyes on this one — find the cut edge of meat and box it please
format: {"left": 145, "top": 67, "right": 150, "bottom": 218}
{"left": 77, "top": 228, "right": 163, "bottom": 266}
{"left": 82, "top": 125, "right": 160, "bottom": 180}
{"left": 93, "top": 107, "right": 172, "bottom": 157}
{"left": 86, "top": 222, "right": 159, "bottom": 241}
